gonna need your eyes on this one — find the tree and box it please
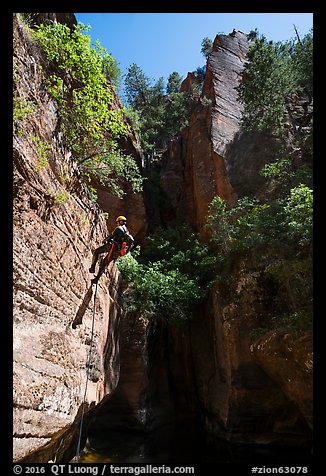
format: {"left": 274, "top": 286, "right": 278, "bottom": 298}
{"left": 236, "top": 31, "right": 313, "bottom": 137}
{"left": 94, "top": 40, "right": 121, "bottom": 88}
{"left": 291, "top": 29, "right": 313, "bottom": 99}
{"left": 236, "top": 36, "right": 298, "bottom": 135}
{"left": 247, "top": 28, "right": 259, "bottom": 41}
{"left": 124, "top": 63, "right": 152, "bottom": 110}
{"left": 166, "top": 71, "right": 183, "bottom": 94}
{"left": 201, "top": 37, "right": 213, "bottom": 58}
{"left": 124, "top": 64, "right": 194, "bottom": 159}
{"left": 164, "top": 92, "right": 193, "bottom": 137}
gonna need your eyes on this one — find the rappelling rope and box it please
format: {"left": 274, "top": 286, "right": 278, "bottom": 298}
{"left": 75, "top": 281, "right": 98, "bottom": 462}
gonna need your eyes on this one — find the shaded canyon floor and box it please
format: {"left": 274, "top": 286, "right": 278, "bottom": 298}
{"left": 78, "top": 423, "right": 313, "bottom": 466}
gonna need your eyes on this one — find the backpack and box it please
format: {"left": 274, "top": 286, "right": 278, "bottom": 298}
{"left": 114, "top": 225, "right": 132, "bottom": 255}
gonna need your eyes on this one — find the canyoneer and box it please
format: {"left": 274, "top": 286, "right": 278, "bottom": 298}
{"left": 89, "top": 215, "right": 134, "bottom": 285}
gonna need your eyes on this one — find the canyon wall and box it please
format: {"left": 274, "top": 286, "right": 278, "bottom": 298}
{"left": 157, "top": 31, "right": 286, "bottom": 234}
{"left": 12, "top": 14, "right": 127, "bottom": 462}
{"left": 189, "top": 260, "right": 312, "bottom": 445}
{"left": 158, "top": 31, "right": 249, "bottom": 237}
{"left": 145, "top": 30, "right": 312, "bottom": 448}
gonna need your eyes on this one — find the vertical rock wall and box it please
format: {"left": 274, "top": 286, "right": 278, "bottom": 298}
{"left": 158, "top": 31, "right": 249, "bottom": 238}
{"left": 204, "top": 31, "right": 249, "bottom": 158}
{"left": 148, "top": 258, "right": 312, "bottom": 448}
{"left": 13, "top": 15, "right": 122, "bottom": 462}
{"left": 188, "top": 268, "right": 312, "bottom": 445}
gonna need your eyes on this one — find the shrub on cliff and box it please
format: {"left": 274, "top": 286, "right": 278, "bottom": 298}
{"left": 207, "top": 183, "right": 312, "bottom": 255}
{"left": 32, "top": 21, "right": 143, "bottom": 198}
{"left": 206, "top": 182, "right": 312, "bottom": 330}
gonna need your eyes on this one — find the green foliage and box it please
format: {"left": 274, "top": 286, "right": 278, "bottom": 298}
{"left": 207, "top": 196, "right": 286, "bottom": 252}
{"left": 53, "top": 190, "right": 72, "bottom": 205}
{"left": 206, "top": 196, "right": 231, "bottom": 253}
{"left": 13, "top": 97, "right": 37, "bottom": 123}
{"left": 116, "top": 226, "right": 216, "bottom": 322}
{"left": 142, "top": 225, "right": 216, "bottom": 280}
{"left": 124, "top": 64, "right": 194, "bottom": 159}
{"left": 117, "top": 253, "right": 200, "bottom": 322}
{"left": 207, "top": 176, "right": 312, "bottom": 330}
{"left": 29, "top": 135, "right": 51, "bottom": 171}
{"left": 283, "top": 184, "right": 313, "bottom": 245}
{"left": 88, "top": 185, "right": 98, "bottom": 202}
{"left": 249, "top": 326, "right": 270, "bottom": 341}
{"left": 291, "top": 29, "right": 313, "bottom": 98}
{"left": 249, "top": 310, "right": 311, "bottom": 341}
{"left": 201, "top": 37, "right": 213, "bottom": 58}
{"left": 124, "top": 63, "right": 152, "bottom": 110}
{"left": 236, "top": 30, "right": 313, "bottom": 137}
{"left": 93, "top": 39, "right": 121, "bottom": 88}
{"left": 279, "top": 311, "right": 311, "bottom": 331}
{"left": 236, "top": 37, "right": 297, "bottom": 135}
{"left": 47, "top": 188, "right": 72, "bottom": 205}
{"left": 124, "top": 65, "right": 165, "bottom": 155}
{"left": 32, "top": 22, "right": 143, "bottom": 198}
{"left": 164, "top": 92, "right": 194, "bottom": 137}
{"left": 247, "top": 29, "right": 259, "bottom": 41}
{"left": 207, "top": 184, "right": 312, "bottom": 254}
{"left": 195, "top": 66, "right": 206, "bottom": 83}
{"left": 264, "top": 256, "right": 312, "bottom": 313}
{"left": 261, "top": 157, "right": 312, "bottom": 196}
{"left": 166, "top": 71, "right": 183, "bottom": 94}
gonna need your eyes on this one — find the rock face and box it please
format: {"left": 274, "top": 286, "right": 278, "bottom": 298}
{"left": 188, "top": 268, "right": 312, "bottom": 446}
{"left": 157, "top": 31, "right": 292, "bottom": 234}
{"left": 251, "top": 330, "right": 313, "bottom": 431}
{"left": 19, "top": 13, "right": 77, "bottom": 28}
{"left": 87, "top": 315, "right": 149, "bottom": 438}
{"left": 13, "top": 14, "right": 123, "bottom": 462}
{"left": 158, "top": 32, "right": 250, "bottom": 238}
{"left": 203, "top": 31, "right": 249, "bottom": 158}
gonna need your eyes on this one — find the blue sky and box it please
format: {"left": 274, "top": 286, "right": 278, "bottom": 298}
{"left": 74, "top": 13, "right": 313, "bottom": 99}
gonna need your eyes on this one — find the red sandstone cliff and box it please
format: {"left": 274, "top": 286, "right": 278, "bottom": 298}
{"left": 159, "top": 32, "right": 249, "bottom": 238}
{"left": 12, "top": 14, "right": 126, "bottom": 462}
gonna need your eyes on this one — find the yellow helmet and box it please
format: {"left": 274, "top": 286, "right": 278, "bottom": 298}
{"left": 116, "top": 215, "right": 127, "bottom": 223}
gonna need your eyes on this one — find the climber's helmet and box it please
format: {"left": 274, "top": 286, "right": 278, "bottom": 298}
{"left": 116, "top": 215, "right": 127, "bottom": 224}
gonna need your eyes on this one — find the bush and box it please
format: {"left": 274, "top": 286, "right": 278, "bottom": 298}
{"left": 116, "top": 252, "right": 200, "bottom": 322}
{"left": 207, "top": 184, "right": 312, "bottom": 253}
{"left": 116, "top": 226, "right": 216, "bottom": 322}
{"left": 32, "top": 22, "right": 143, "bottom": 198}
{"left": 283, "top": 184, "right": 313, "bottom": 245}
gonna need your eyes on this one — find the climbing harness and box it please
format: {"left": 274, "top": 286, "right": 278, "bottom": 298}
{"left": 75, "top": 281, "right": 98, "bottom": 462}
